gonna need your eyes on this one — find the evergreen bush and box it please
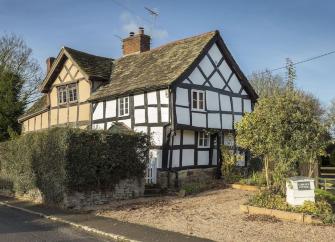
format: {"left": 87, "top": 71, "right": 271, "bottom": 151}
{"left": 0, "top": 127, "right": 149, "bottom": 205}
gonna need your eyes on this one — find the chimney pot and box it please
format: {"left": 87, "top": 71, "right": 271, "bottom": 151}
{"left": 129, "top": 32, "right": 134, "bottom": 37}
{"left": 139, "top": 27, "right": 144, "bottom": 35}
{"left": 46, "top": 57, "right": 55, "bottom": 73}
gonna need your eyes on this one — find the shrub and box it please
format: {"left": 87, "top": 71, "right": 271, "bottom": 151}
{"left": 248, "top": 190, "right": 334, "bottom": 223}
{"left": 239, "top": 171, "right": 266, "bottom": 187}
{"left": 0, "top": 127, "right": 149, "bottom": 205}
{"left": 315, "top": 189, "right": 335, "bottom": 204}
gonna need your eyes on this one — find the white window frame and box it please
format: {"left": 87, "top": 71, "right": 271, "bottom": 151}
{"left": 119, "top": 96, "right": 129, "bottom": 117}
{"left": 198, "top": 131, "right": 210, "bottom": 148}
{"left": 58, "top": 86, "right": 68, "bottom": 105}
{"left": 68, "top": 83, "right": 78, "bottom": 103}
{"left": 57, "top": 83, "right": 78, "bottom": 105}
{"left": 192, "top": 89, "right": 205, "bottom": 111}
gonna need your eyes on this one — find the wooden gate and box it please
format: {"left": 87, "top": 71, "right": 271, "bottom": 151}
{"left": 145, "top": 158, "right": 157, "bottom": 184}
{"left": 318, "top": 166, "right": 335, "bottom": 191}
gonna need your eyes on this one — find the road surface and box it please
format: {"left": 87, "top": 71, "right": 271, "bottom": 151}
{"left": 0, "top": 204, "right": 112, "bottom": 242}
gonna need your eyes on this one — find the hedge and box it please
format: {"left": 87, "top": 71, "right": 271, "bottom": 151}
{"left": 0, "top": 127, "right": 150, "bottom": 205}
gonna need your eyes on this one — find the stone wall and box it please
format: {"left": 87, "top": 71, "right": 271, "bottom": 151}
{"left": 0, "top": 178, "right": 144, "bottom": 210}
{"left": 158, "top": 167, "right": 217, "bottom": 189}
{"left": 63, "top": 178, "right": 145, "bottom": 209}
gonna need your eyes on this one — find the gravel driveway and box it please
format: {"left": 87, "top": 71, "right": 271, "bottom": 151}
{"left": 97, "top": 188, "right": 335, "bottom": 242}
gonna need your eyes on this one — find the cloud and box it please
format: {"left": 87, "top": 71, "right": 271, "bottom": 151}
{"left": 119, "top": 11, "right": 168, "bottom": 40}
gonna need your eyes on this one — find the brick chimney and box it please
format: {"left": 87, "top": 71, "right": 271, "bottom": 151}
{"left": 122, "top": 27, "right": 150, "bottom": 56}
{"left": 46, "top": 57, "right": 55, "bottom": 73}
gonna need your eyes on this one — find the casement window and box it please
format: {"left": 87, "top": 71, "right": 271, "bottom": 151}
{"left": 58, "top": 86, "right": 68, "bottom": 104}
{"left": 119, "top": 97, "right": 129, "bottom": 116}
{"left": 198, "top": 131, "right": 210, "bottom": 148}
{"left": 192, "top": 90, "right": 205, "bottom": 111}
{"left": 57, "top": 84, "right": 78, "bottom": 105}
{"left": 68, "top": 84, "right": 78, "bottom": 103}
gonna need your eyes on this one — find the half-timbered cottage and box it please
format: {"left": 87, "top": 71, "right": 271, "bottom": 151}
{"left": 19, "top": 28, "right": 258, "bottom": 187}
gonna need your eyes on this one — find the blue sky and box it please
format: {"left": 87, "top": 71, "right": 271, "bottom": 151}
{"left": 0, "top": 0, "right": 334, "bottom": 104}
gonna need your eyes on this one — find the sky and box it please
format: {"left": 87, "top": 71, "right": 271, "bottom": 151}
{"left": 0, "top": 0, "right": 334, "bottom": 105}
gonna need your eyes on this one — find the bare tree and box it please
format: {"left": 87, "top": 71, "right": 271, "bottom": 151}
{"left": 249, "top": 69, "right": 284, "bottom": 97}
{"left": 0, "top": 33, "right": 42, "bottom": 105}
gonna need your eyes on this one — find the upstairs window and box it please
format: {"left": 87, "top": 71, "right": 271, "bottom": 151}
{"left": 198, "top": 131, "right": 210, "bottom": 148}
{"left": 192, "top": 90, "right": 205, "bottom": 111}
{"left": 68, "top": 84, "right": 78, "bottom": 103}
{"left": 58, "top": 86, "right": 68, "bottom": 105}
{"left": 119, "top": 96, "right": 129, "bottom": 116}
{"left": 57, "top": 84, "right": 78, "bottom": 105}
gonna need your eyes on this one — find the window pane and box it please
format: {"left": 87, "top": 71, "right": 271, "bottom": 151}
{"left": 192, "top": 91, "right": 197, "bottom": 109}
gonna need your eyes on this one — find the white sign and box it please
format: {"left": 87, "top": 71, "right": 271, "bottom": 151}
{"left": 286, "top": 176, "right": 315, "bottom": 206}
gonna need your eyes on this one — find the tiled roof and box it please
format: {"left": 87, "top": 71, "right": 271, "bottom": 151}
{"left": 19, "top": 95, "right": 48, "bottom": 121}
{"left": 63, "top": 47, "right": 113, "bottom": 80}
{"left": 89, "top": 31, "right": 217, "bottom": 101}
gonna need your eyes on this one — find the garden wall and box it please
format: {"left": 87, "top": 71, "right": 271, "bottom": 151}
{"left": 0, "top": 127, "right": 149, "bottom": 208}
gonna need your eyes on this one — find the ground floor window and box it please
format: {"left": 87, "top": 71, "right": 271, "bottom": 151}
{"left": 198, "top": 131, "right": 210, "bottom": 148}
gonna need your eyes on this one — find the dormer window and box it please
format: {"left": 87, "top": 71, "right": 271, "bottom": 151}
{"left": 119, "top": 96, "right": 129, "bottom": 116}
{"left": 57, "top": 83, "right": 78, "bottom": 105}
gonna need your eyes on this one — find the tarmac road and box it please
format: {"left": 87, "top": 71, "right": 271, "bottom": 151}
{"left": 0, "top": 204, "right": 112, "bottom": 242}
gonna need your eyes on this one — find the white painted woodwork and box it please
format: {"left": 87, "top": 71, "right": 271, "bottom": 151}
{"left": 218, "top": 60, "right": 232, "bottom": 81}
{"left": 208, "top": 43, "right": 222, "bottom": 65}
{"left": 208, "top": 113, "right": 221, "bottom": 129}
{"left": 234, "top": 114, "right": 243, "bottom": 124}
{"left": 192, "top": 112, "right": 206, "bottom": 128}
{"left": 199, "top": 55, "right": 214, "bottom": 77}
{"left": 176, "top": 87, "right": 189, "bottom": 106}
{"left": 212, "top": 150, "right": 217, "bottom": 165}
{"left": 220, "top": 95, "right": 232, "bottom": 111}
{"left": 105, "top": 100, "right": 116, "bottom": 118}
{"left": 160, "top": 89, "right": 169, "bottom": 104}
{"left": 92, "top": 123, "right": 104, "bottom": 130}
{"left": 172, "top": 150, "right": 180, "bottom": 167}
{"left": 232, "top": 97, "right": 242, "bottom": 113}
{"left": 241, "top": 89, "right": 247, "bottom": 95}
{"left": 183, "top": 130, "right": 195, "bottom": 145}
{"left": 209, "top": 72, "right": 225, "bottom": 89}
{"left": 134, "top": 94, "right": 144, "bottom": 106}
{"left": 243, "top": 99, "right": 252, "bottom": 113}
{"left": 134, "top": 109, "right": 146, "bottom": 124}
{"left": 206, "top": 91, "right": 219, "bottom": 111}
{"left": 148, "top": 107, "right": 158, "bottom": 123}
{"left": 151, "top": 126, "right": 163, "bottom": 146}
{"left": 189, "top": 67, "right": 205, "bottom": 85}
{"left": 198, "top": 151, "right": 209, "bottom": 165}
{"left": 228, "top": 74, "right": 242, "bottom": 93}
{"left": 176, "top": 107, "right": 190, "bottom": 125}
{"left": 222, "top": 114, "right": 233, "bottom": 129}
{"left": 182, "top": 149, "right": 194, "bottom": 166}
{"left": 150, "top": 149, "right": 162, "bottom": 169}
{"left": 147, "top": 91, "right": 157, "bottom": 105}
{"left": 182, "top": 79, "right": 192, "bottom": 84}
{"left": 119, "top": 119, "right": 131, "bottom": 128}
{"left": 161, "top": 107, "right": 169, "bottom": 122}
{"left": 134, "top": 126, "right": 148, "bottom": 133}
{"left": 93, "top": 102, "right": 104, "bottom": 120}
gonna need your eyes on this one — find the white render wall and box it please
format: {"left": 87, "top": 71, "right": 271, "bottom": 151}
{"left": 175, "top": 42, "right": 253, "bottom": 130}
